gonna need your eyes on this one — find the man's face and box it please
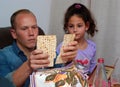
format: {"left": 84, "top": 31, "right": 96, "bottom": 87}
{"left": 11, "top": 13, "right": 39, "bottom": 50}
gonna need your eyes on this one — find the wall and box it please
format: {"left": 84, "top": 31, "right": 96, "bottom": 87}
{"left": 90, "top": 0, "right": 120, "bottom": 74}
{"left": 0, "top": 0, "right": 52, "bottom": 33}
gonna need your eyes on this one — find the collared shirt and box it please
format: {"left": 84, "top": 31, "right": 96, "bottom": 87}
{"left": 0, "top": 42, "right": 29, "bottom": 87}
{"left": 0, "top": 42, "right": 69, "bottom": 87}
{"left": 0, "top": 76, "right": 14, "bottom": 87}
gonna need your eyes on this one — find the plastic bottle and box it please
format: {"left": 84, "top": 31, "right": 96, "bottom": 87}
{"left": 93, "top": 58, "right": 109, "bottom": 87}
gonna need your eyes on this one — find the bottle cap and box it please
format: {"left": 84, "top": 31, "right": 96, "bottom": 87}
{"left": 98, "top": 58, "right": 104, "bottom": 63}
{"left": 89, "top": 84, "right": 92, "bottom": 87}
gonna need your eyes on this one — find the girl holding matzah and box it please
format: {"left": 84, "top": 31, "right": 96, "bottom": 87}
{"left": 56, "top": 3, "right": 98, "bottom": 75}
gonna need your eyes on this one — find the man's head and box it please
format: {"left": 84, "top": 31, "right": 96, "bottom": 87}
{"left": 10, "top": 9, "right": 39, "bottom": 51}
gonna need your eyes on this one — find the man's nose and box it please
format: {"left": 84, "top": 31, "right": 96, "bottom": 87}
{"left": 28, "top": 28, "right": 34, "bottom": 35}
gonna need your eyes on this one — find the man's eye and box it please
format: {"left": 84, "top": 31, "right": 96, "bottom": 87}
{"left": 21, "top": 28, "right": 27, "bottom": 30}
{"left": 32, "top": 26, "right": 38, "bottom": 29}
{"left": 33, "top": 27, "right": 37, "bottom": 29}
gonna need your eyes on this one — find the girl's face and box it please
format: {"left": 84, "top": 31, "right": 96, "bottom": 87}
{"left": 67, "top": 15, "right": 89, "bottom": 41}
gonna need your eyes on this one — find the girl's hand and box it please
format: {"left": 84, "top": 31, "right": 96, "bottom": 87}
{"left": 61, "top": 41, "right": 78, "bottom": 62}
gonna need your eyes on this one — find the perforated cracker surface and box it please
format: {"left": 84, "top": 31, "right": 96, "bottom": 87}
{"left": 37, "top": 35, "right": 56, "bottom": 67}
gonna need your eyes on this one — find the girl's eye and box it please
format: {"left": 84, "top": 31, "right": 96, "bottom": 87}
{"left": 78, "top": 25, "right": 82, "bottom": 28}
{"left": 68, "top": 25, "right": 74, "bottom": 29}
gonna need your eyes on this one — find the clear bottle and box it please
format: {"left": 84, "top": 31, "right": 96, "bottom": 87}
{"left": 93, "top": 58, "right": 109, "bottom": 87}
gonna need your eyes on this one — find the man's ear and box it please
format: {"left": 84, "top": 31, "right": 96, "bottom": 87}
{"left": 10, "top": 29, "right": 17, "bottom": 39}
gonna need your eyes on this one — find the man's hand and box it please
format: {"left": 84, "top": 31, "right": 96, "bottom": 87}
{"left": 29, "top": 49, "right": 50, "bottom": 70}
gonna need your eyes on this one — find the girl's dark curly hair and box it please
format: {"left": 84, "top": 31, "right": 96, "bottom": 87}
{"left": 64, "top": 3, "right": 98, "bottom": 37}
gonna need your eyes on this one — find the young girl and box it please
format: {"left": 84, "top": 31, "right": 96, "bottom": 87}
{"left": 56, "top": 3, "right": 98, "bottom": 75}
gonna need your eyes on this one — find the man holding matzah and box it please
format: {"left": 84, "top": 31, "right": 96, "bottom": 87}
{"left": 0, "top": 9, "right": 78, "bottom": 87}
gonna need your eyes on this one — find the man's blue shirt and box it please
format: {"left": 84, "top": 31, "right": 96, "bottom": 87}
{"left": 0, "top": 42, "right": 65, "bottom": 87}
{"left": 0, "top": 42, "right": 29, "bottom": 87}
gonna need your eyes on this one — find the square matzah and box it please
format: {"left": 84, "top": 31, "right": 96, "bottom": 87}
{"left": 37, "top": 35, "right": 56, "bottom": 67}
{"left": 55, "top": 34, "right": 75, "bottom": 64}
